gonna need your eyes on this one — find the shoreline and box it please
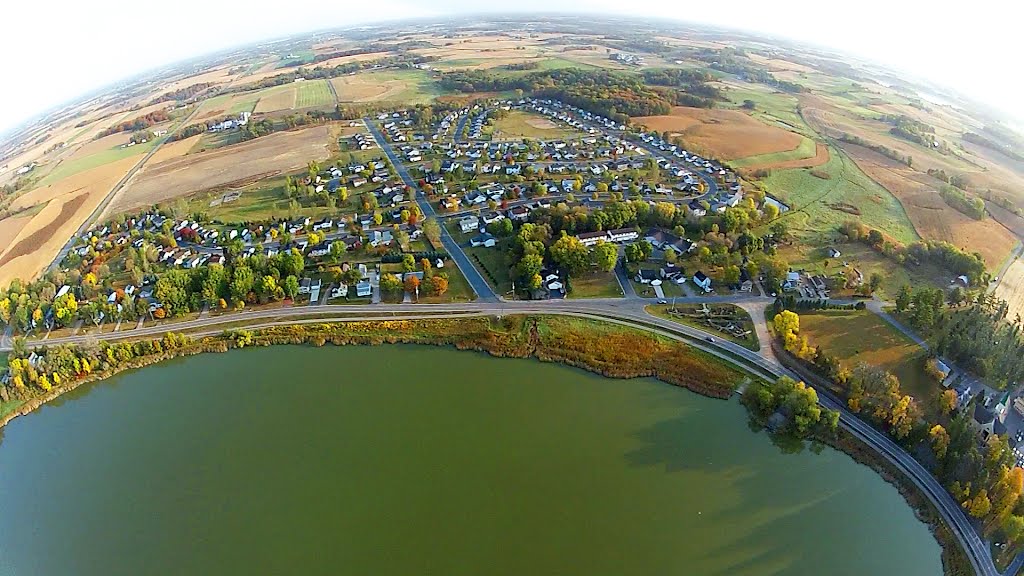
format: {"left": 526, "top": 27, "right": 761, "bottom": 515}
{"left": 0, "top": 315, "right": 963, "bottom": 574}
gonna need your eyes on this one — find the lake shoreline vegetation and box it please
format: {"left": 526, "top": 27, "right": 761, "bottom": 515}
{"left": 0, "top": 315, "right": 744, "bottom": 431}
{"left": 0, "top": 313, "right": 965, "bottom": 574}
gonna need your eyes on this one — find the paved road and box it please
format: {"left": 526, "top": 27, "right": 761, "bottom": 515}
{"left": 0, "top": 288, "right": 1001, "bottom": 574}
{"left": 365, "top": 118, "right": 497, "bottom": 301}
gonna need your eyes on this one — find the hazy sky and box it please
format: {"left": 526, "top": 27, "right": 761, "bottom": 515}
{"left": 1, "top": 0, "right": 1021, "bottom": 133}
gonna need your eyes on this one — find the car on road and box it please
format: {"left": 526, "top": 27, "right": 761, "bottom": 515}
{"left": 657, "top": 299, "right": 667, "bottom": 304}
{"left": 705, "top": 336, "right": 715, "bottom": 343}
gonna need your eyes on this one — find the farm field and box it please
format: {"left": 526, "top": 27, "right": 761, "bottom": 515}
{"left": 0, "top": 214, "right": 33, "bottom": 258}
{"left": 36, "top": 139, "right": 154, "bottom": 186}
{"left": 487, "top": 110, "right": 579, "bottom": 140}
{"left": 330, "top": 70, "right": 444, "bottom": 105}
{"left": 633, "top": 106, "right": 804, "bottom": 161}
{"left": 996, "top": 258, "right": 1024, "bottom": 325}
{"left": 840, "top": 143, "right": 1017, "bottom": 269}
{"left": 253, "top": 80, "right": 335, "bottom": 113}
{"left": 731, "top": 135, "right": 821, "bottom": 169}
{"left": 181, "top": 174, "right": 346, "bottom": 224}
{"left": 104, "top": 125, "right": 335, "bottom": 218}
{"left": 0, "top": 155, "right": 143, "bottom": 285}
{"left": 762, "top": 146, "right": 920, "bottom": 246}
{"left": 797, "top": 309, "right": 938, "bottom": 419}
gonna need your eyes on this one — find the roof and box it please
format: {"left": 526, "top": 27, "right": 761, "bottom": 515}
{"left": 693, "top": 271, "right": 709, "bottom": 282}
{"left": 638, "top": 269, "right": 659, "bottom": 280}
{"left": 974, "top": 403, "right": 995, "bottom": 425}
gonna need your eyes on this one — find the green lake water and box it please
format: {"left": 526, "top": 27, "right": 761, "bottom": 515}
{"left": 0, "top": 345, "right": 942, "bottom": 575}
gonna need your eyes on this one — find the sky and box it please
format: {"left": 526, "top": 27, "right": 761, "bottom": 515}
{"left": 1, "top": 0, "right": 1022, "bottom": 133}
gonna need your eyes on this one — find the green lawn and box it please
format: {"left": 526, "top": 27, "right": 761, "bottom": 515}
{"left": 421, "top": 265, "right": 477, "bottom": 303}
{"left": 295, "top": 80, "right": 335, "bottom": 108}
{"left": 797, "top": 309, "right": 938, "bottom": 419}
{"left": 186, "top": 173, "right": 357, "bottom": 224}
{"left": 467, "top": 245, "right": 512, "bottom": 294}
{"left": 760, "top": 146, "right": 920, "bottom": 246}
{"left": 568, "top": 270, "right": 624, "bottom": 299}
{"left": 646, "top": 303, "right": 759, "bottom": 351}
{"left": 731, "top": 135, "right": 818, "bottom": 168}
{"left": 0, "top": 399, "right": 25, "bottom": 420}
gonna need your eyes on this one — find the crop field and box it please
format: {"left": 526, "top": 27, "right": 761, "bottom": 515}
{"left": 0, "top": 154, "right": 142, "bottom": 284}
{"left": 330, "top": 70, "right": 443, "bottom": 105}
{"left": 633, "top": 107, "right": 804, "bottom": 160}
{"left": 104, "top": 125, "right": 335, "bottom": 217}
{"left": 841, "top": 143, "right": 1016, "bottom": 269}
{"left": 996, "top": 258, "right": 1024, "bottom": 325}
{"left": 763, "top": 146, "right": 920, "bottom": 246}
{"left": 487, "top": 111, "right": 579, "bottom": 140}
{"left": 253, "top": 86, "right": 295, "bottom": 113}
{"left": 36, "top": 138, "right": 154, "bottom": 186}
{"left": 0, "top": 214, "right": 32, "bottom": 256}
{"left": 797, "top": 309, "right": 938, "bottom": 419}
{"left": 731, "top": 135, "right": 821, "bottom": 169}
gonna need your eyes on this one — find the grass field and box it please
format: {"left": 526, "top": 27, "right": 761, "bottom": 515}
{"left": 486, "top": 110, "right": 579, "bottom": 140}
{"left": 797, "top": 309, "right": 938, "bottom": 419}
{"left": 731, "top": 135, "right": 819, "bottom": 168}
{"left": 466, "top": 245, "right": 512, "bottom": 294}
{"left": 38, "top": 140, "right": 154, "bottom": 186}
{"left": 568, "top": 270, "right": 624, "bottom": 299}
{"left": 761, "top": 146, "right": 920, "bottom": 246}
{"left": 995, "top": 257, "right": 1024, "bottom": 326}
{"left": 721, "top": 82, "right": 815, "bottom": 138}
{"left": 331, "top": 70, "right": 444, "bottom": 105}
{"left": 295, "top": 80, "right": 334, "bottom": 108}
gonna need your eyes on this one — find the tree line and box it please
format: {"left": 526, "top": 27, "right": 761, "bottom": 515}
{"left": 97, "top": 110, "right": 172, "bottom": 138}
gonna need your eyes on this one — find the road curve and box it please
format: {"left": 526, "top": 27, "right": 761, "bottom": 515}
{"left": 4, "top": 296, "right": 998, "bottom": 575}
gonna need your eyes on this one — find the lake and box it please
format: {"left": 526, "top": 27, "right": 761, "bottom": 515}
{"left": 0, "top": 345, "right": 942, "bottom": 575}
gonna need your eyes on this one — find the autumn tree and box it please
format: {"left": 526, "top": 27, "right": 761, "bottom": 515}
{"left": 591, "top": 241, "right": 618, "bottom": 273}
{"left": 929, "top": 424, "right": 950, "bottom": 460}
{"left": 550, "top": 234, "right": 590, "bottom": 275}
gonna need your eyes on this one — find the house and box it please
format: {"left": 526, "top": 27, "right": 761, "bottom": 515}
{"left": 470, "top": 233, "right": 496, "bottom": 248}
{"left": 687, "top": 201, "right": 707, "bottom": 218}
{"left": 331, "top": 284, "right": 349, "bottom": 299}
{"left": 370, "top": 230, "right": 393, "bottom": 247}
{"left": 459, "top": 215, "right": 480, "bottom": 233}
{"left": 441, "top": 195, "right": 461, "bottom": 211}
{"left": 607, "top": 228, "right": 638, "bottom": 243}
{"left": 784, "top": 271, "right": 802, "bottom": 291}
{"left": 973, "top": 401, "right": 1007, "bottom": 441}
{"left": 693, "top": 271, "right": 712, "bottom": 292}
{"left": 482, "top": 211, "right": 505, "bottom": 225}
{"left": 739, "top": 269, "right": 754, "bottom": 293}
{"left": 577, "top": 231, "right": 609, "bottom": 247}
{"left": 508, "top": 205, "right": 530, "bottom": 221}
{"left": 635, "top": 269, "right": 659, "bottom": 284}
{"left": 827, "top": 247, "right": 842, "bottom": 259}
{"left": 298, "top": 278, "right": 312, "bottom": 295}
{"left": 356, "top": 281, "right": 372, "bottom": 298}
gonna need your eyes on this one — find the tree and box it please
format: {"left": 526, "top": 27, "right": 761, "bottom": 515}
{"left": 966, "top": 489, "right": 992, "bottom": 519}
{"left": 404, "top": 275, "right": 421, "bottom": 296}
{"left": 550, "top": 234, "right": 590, "bottom": 275}
{"left": 283, "top": 275, "right": 300, "bottom": 299}
{"left": 427, "top": 275, "right": 448, "bottom": 296}
{"left": 940, "top": 389, "right": 958, "bottom": 415}
{"left": 230, "top": 265, "right": 255, "bottom": 303}
{"left": 401, "top": 254, "right": 416, "bottom": 272}
{"left": 930, "top": 424, "right": 950, "bottom": 460}
{"left": 422, "top": 218, "right": 442, "bottom": 245}
{"left": 868, "top": 272, "right": 883, "bottom": 293}
{"left": 380, "top": 273, "right": 403, "bottom": 294}
{"left": 517, "top": 254, "right": 544, "bottom": 287}
{"left": 895, "top": 284, "right": 912, "bottom": 313}
{"left": 591, "top": 241, "right": 618, "bottom": 272}
{"left": 722, "top": 265, "right": 741, "bottom": 286}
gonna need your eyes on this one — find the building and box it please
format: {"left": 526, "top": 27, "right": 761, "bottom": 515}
{"left": 459, "top": 215, "right": 480, "bottom": 233}
{"left": 827, "top": 247, "right": 842, "bottom": 259}
{"left": 356, "top": 281, "right": 372, "bottom": 298}
{"left": 693, "top": 271, "right": 712, "bottom": 292}
{"left": 470, "top": 233, "right": 496, "bottom": 248}
{"left": 607, "top": 228, "right": 639, "bottom": 243}
{"left": 577, "top": 231, "right": 608, "bottom": 247}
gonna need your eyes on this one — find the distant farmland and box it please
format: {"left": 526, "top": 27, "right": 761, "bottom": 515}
{"left": 253, "top": 80, "right": 335, "bottom": 114}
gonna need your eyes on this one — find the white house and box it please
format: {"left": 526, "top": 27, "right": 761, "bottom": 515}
{"left": 470, "top": 233, "right": 496, "bottom": 248}
{"left": 693, "top": 271, "right": 712, "bottom": 292}
{"left": 607, "top": 228, "right": 639, "bottom": 243}
{"left": 459, "top": 215, "right": 480, "bottom": 233}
